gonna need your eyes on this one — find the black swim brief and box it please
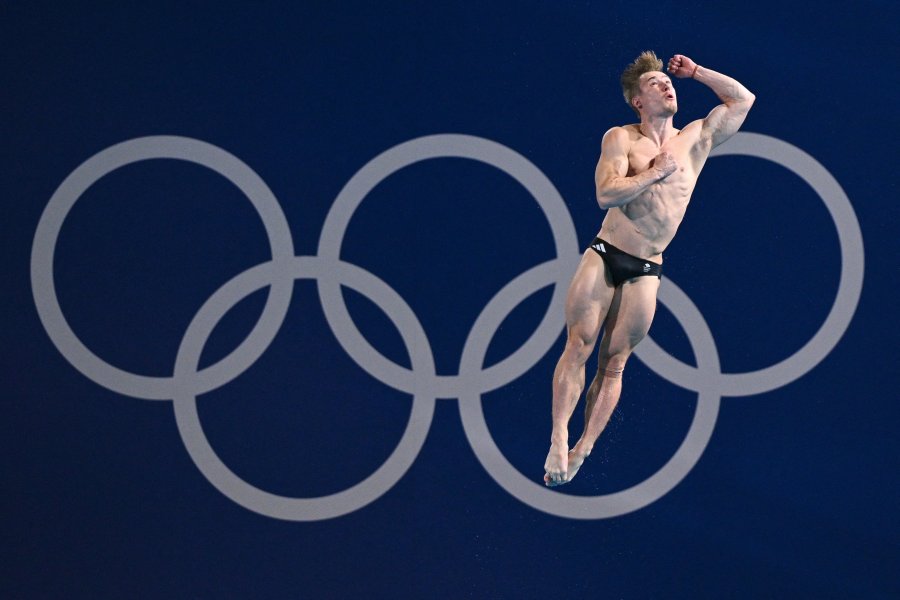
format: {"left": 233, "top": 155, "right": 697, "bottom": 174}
{"left": 588, "top": 237, "right": 662, "bottom": 287}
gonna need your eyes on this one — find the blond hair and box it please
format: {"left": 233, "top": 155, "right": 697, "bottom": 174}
{"left": 620, "top": 50, "right": 663, "bottom": 116}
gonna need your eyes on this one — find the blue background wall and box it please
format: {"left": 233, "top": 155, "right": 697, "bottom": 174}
{"left": 4, "top": 1, "right": 898, "bottom": 597}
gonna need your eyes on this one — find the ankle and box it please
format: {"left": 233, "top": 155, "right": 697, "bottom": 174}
{"left": 572, "top": 441, "right": 593, "bottom": 458}
{"left": 550, "top": 429, "right": 568, "bottom": 447}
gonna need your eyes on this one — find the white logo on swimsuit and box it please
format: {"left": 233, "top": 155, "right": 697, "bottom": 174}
{"left": 30, "top": 133, "right": 864, "bottom": 521}
{"left": 592, "top": 242, "right": 606, "bottom": 253}
{"left": 643, "top": 263, "right": 651, "bottom": 272}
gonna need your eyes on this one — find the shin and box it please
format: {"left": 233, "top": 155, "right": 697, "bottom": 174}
{"left": 549, "top": 333, "right": 596, "bottom": 446}
{"left": 577, "top": 359, "right": 626, "bottom": 455}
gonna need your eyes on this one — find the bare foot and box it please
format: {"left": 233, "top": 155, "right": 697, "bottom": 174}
{"left": 545, "top": 448, "right": 588, "bottom": 487}
{"left": 543, "top": 443, "right": 568, "bottom": 486}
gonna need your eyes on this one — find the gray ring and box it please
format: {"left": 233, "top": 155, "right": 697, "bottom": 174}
{"left": 172, "top": 256, "right": 436, "bottom": 521}
{"left": 30, "top": 136, "right": 295, "bottom": 399}
{"left": 458, "top": 276, "right": 721, "bottom": 519}
{"left": 636, "top": 133, "right": 865, "bottom": 396}
{"left": 316, "top": 134, "right": 581, "bottom": 399}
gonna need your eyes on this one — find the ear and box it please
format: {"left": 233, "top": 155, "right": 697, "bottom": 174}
{"left": 632, "top": 97, "right": 642, "bottom": 110}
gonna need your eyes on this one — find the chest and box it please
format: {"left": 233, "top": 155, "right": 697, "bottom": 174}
{"left": 627, "top": 137, "right": 693, "bottom": 175}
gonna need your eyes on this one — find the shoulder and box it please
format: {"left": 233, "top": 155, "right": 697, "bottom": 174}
{"left": 603, "top": 124, "right": 638, "bottom": 141}
{"left": 596, "top": 126, "right": 635, "bottom": 174}
{"left": 601, "top": 125, "right": 637, "bottom": 150}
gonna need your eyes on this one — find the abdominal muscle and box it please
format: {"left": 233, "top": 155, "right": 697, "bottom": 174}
{"left": 597, "top": 174, "right": 696, "bottom": 262}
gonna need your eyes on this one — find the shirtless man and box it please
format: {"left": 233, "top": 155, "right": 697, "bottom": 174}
{"left": 543, "top": 51, "right": 755, "bottom": 486}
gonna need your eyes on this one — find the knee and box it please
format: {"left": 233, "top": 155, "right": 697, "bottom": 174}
{"left": 598, "top": 352, "right": 630, "bottom": 379}
{"left": 564, "top": 331, "right": 596, "bottom": 364}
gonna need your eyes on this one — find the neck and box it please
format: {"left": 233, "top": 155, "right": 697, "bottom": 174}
{"left": 638, "top": 115, "right": 675, "bottom": 146}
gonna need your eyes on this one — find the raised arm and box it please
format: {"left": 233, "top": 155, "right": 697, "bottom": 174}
{"left": 595, "top": 127, "right": 677, "bottom": 209}
{"left": 668, "top": 54, "right": 756, "bottom": 148}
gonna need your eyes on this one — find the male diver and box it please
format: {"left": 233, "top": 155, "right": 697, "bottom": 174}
{"left": 544, "top": 52, "right": 754, "bottom": 486}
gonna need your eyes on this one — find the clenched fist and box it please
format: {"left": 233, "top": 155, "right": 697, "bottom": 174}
{"left": 667, "top": 54, "right": 698, "bottom": 79}
{"left": 652, "top": 151, "right": 678, "bottom": 178}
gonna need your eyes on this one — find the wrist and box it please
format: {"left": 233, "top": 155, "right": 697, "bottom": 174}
{"left": 651, "top": 165, "right": 670, "bottom": 180}
{"left": 691, "top": 64, "right": 700, "bottom": 79}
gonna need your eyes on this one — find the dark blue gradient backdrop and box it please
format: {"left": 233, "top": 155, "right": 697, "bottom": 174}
{"left": 4, "top": 2, "right": 898, "bottom": 597}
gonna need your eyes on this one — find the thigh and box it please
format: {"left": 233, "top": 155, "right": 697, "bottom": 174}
{"left": 565, "top": 250, "right": 616, "bottom": 344}
{"left": 598, "top": 275, "right": 660, "bottom": 357}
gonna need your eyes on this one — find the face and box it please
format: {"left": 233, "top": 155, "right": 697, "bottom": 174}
{"left": 634, "top": 71, "right": 677, "bottom": 116}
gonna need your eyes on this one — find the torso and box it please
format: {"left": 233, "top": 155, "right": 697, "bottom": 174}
{"left": 598, "top": 121, "right": 712, "bottom": 262}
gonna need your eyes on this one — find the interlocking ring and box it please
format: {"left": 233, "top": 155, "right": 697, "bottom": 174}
{"left": 31, "top": 132, "right": 863, "bottom": 520}
{"left": 30, "top": 137, "right": 295, "bottom": 400}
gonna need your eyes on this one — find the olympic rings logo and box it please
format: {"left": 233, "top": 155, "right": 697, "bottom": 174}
{"left": 31, "top": 133, "right": 864, "bottom": 521}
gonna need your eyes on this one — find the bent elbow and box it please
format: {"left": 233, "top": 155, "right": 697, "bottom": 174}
{"left": 596, "top": 190, "right": 616, "bottom": 210}
{"left": 596, "top": 186, "right": 609, "bottom": 210}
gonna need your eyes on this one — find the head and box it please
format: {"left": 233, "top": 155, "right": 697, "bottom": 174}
{"left": 620, "top": 50, "right": 677, "bottom": 118}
